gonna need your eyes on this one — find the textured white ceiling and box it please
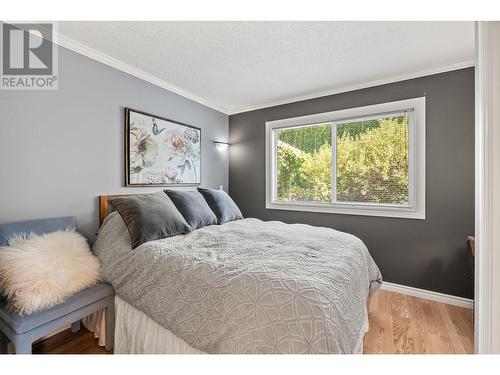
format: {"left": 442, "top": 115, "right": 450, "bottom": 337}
{"left": 58, "top": 21, "right": 475, "bottom": 114}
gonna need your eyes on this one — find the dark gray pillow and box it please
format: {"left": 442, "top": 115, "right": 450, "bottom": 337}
{"left": 197, "top": 188, "right": 243, "bottom": 224}
{"left": 164, "top": 190, "right": 218, "bottom": 230}
{"left": 110, "top": 192, "right": 191, "bottom": 249}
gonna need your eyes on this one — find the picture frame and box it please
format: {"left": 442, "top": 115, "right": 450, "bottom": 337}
{"left": 124, "top": 107, "right": 201, "bottom": 186}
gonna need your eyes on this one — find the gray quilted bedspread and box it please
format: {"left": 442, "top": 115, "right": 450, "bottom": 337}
{"left": 94, "top": 213, "right": 382, "bottom": 354}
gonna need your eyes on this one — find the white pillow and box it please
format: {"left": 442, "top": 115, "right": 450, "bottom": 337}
{"left": 0, "top": 230, "right": 102, "bottom": 314}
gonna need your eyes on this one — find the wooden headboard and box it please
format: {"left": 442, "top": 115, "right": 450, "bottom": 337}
{"left": 99, "top": 194, "right": 147, "bottom": 225}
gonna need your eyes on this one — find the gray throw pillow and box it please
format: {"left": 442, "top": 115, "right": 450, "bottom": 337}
{"left": 197, "top": 188, "right": 243, "bottom": 224}
{"left": 110, "top": 192, "right": 191, "bottom": 249}
{"left": 164, "top": 190, "right": 218, "bottom": 230}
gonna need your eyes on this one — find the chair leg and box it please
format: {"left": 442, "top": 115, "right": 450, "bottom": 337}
{"left": 71, "top": 320, "right": 81, "bottom": 333}
{"left": 0, "top": 331, "right": 8, "bottom": 354}
{"left": 13, "top": 336, "right": 32, "bottom": 354}
{"left": 105, "top": 297, "right": 115, "bottom": 351}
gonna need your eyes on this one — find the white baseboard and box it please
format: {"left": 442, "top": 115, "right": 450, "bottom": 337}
{"left": 380, "top": 281, "right": 474, "bottom": 309}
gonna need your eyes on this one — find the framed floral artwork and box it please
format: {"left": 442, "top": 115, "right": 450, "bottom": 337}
{"left": 125, "top": 108, "right": 201, "bottom": 186}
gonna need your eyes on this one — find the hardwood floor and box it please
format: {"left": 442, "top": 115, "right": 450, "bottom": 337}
{"left": 6, "top": 289, "right": 473, "bottom": 354}
{"left": 7, "top": 327, "right": 110, "bottom": 354}
{"left": 364, "top": 289, "right": 474, "bottom": 354}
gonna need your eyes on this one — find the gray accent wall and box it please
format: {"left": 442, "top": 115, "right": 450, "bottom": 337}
{"left": 229, "top": 68, "right": 474, "bottom": 298}
{"left": 0, "top": 46, "right": 228, "bottom": 241}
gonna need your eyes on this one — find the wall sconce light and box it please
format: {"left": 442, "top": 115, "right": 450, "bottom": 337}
{"left": 214, "top": 140, "right": 230, "bottom": 151}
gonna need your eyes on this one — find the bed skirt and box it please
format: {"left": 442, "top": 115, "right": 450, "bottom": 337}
{"left": 84, "top": 296, "right": 204, "bottom": 354}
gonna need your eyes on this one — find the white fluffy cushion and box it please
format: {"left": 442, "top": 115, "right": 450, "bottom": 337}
{"left": 0, "top": 230, "right": 102, "bottom": 314}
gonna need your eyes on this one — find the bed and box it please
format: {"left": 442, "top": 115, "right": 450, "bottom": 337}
{"left": 90, "top": 194, "right": 382, "bottom": 354}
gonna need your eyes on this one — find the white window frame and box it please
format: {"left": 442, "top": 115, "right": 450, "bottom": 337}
{"left": 265, "top": 97, "right": 426, "bottom": 219}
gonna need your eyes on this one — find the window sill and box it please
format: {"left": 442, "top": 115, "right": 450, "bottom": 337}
{"left": 266, "top": 201, "right": 425, "bottom": 220}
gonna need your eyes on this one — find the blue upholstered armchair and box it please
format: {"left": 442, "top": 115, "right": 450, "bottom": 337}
{"left": 0, "top": 217, "right": 114, "bottom": 354}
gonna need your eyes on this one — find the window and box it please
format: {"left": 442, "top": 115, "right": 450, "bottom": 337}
{"left": 266, "top": 97, "right": 425, "bottom": 219}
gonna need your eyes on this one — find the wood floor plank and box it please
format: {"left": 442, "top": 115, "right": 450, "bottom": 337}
{"left": 428, "top": 297, "right": 454, "bottom": 341}
{"left": 443, "top": 304, "right": 474, "bottom": 354}
{"left": 2, "top": 289, "right": 473, "bottom": 354}
{"left": 407, "top": 295, "right": 429, "bottom": 353}
{"left": 380, "top": 289, "right": 397, "bottom": 353}
{"left": 365, "top": 310, "right": 385, "bottom": 353}
{"left": 436, "top": 303, "right": 467, "bottom": 354}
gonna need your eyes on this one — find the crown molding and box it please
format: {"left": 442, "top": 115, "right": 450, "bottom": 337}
{"left": 50, "top": 30, "right": 231, "bottom": 114}
{"left": 227, "top": 59, "right": 475, "bottom": 114}
{"left": 47, "top": 27, "right": 473, "bottom": 117}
